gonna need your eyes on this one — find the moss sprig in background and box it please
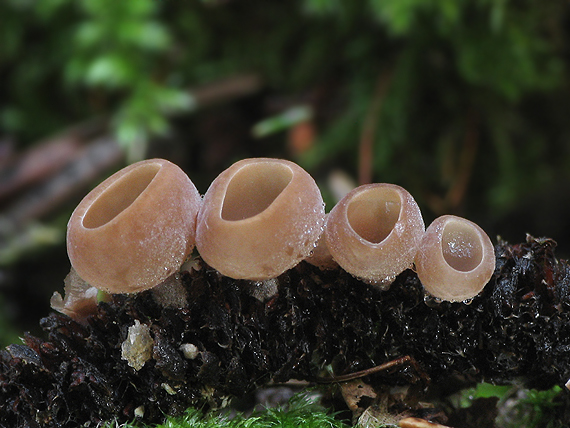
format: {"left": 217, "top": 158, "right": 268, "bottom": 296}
{"left": 2, "top": 0, "right": 568, "bottom": 233}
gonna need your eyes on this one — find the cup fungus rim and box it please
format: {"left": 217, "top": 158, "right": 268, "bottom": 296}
{"left": 343, "top": 183, "right": 406, "bottom": 248}
{"left": 211, "top": 158, "right": 297, "bottom": 224}
{"left": 435, "top": 215, "right": 489, "bottom": 275}
{"left": 80, "top": 160, "right": 164, "bottom": 231}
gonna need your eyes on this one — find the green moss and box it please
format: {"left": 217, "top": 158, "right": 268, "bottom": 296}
{"left": 498, "top": 386, "right": 564, "bottom": 428}
{"left": 97, "top": 385, "right": 567, "bottom": 428}
{"left": 100, "top": 394, "right": 349, "bottom": 428}
{"left": 454, "top": 383, "right": 565, "bottom": 428}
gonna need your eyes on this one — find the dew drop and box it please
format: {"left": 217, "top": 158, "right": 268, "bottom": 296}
{"left": 423, "top": 293, "right": 443, "bottom": 307}
{"left": 359, "top": 275, "right": 393, "bottom": 291}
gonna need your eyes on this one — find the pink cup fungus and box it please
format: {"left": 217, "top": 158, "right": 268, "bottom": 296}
{"left": 66, "top": 158, "right": 202, "bottom": 294}
{"left": 305, "top": 214, "right": 339, "bottom": 270}
{"left": 63, "top": 155, "right": 497, "bottom": 307}
{"left": 324, "top": 183, "right": 425, "bottom": 286}
{"left": 195, "top": 157, "right": 325, "bottom": 280}
{"left": 415, "top": 214, "right": 495, "bottom": 302}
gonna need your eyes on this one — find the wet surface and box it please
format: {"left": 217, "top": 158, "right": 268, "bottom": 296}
{"left": 2, "top": 236, "right": 570, "bottom": 427}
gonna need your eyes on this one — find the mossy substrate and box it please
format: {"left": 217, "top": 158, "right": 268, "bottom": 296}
{"left": 2, "top": 236, "right": 570, "bottom": 427}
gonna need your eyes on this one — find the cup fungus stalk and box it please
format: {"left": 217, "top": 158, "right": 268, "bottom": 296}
{"left": 415, "top": 215, "right": 495, "bottom": 302}
{"left": 196, "top": 158, "right": 325, "bottom": 280}
{"left": 66, "top": 158, "right": 202, "bottom": 294}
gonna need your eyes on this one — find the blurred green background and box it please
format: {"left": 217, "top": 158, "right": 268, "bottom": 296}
{"left": 1, "top": 0, "right": 570, "bottom": 346}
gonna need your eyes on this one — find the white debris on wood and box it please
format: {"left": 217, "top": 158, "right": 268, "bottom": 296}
{"left": 180, "top": 343, "right": 200, "bottom": 360}
{"left": 180, "top": 256, "right": 202, "bottom": 273}
{"left": 134, "top": 405, "right": 145, "bottom": 418}
{"left": 121, "top": 320, "right": 153, "bottom": 371}
{"left": 162, "top": 383, "right": 176, "bottom": 395}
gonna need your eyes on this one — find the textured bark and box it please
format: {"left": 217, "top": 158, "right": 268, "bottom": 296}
{"left": 1, "top": 236, "right": 570, "bottom": 427}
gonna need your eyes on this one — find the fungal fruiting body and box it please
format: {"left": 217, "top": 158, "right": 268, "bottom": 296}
{"left": 325, "top": 183, "right": 425, "bottom": 286}
{"left": 305, "top": 214, "right": 339, "bottom": 270}
{"left": 64, "top": 156, "right": 495, "bottom": 302}
{"left": 66, "top": 158, "right": 202, "bottom": 294}
{"left": 415, "top": 215, "right": 495, "bottom": 302}
{"left": 195, "top": 158, "right": 325, "bottom": 280}
{"left": 50, "top": 268, "right": 99, "bottom": 323}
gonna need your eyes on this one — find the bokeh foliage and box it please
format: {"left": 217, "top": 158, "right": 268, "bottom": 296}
{"left": 2, "top": 0, "right": 568, "bottom": 220}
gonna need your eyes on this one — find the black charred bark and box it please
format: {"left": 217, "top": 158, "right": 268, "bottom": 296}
{"left": 2, "top": 236, "right": 570, "bottom": 427}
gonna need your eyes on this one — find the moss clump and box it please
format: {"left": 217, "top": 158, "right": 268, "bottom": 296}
{"left": 102, "top": 393, "right": 348, "bottom": 428}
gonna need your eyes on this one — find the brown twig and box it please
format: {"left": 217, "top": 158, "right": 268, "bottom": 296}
{"left": 313, "top": 355, "right": 429, "bottom": 386}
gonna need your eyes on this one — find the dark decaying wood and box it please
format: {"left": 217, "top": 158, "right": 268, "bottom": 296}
{"left": 1, "top": 235, "right": 570, "bottom": 427}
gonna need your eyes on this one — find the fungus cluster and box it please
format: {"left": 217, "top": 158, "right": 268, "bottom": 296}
{"left": 64, "top": 157, "right": 495, "bottom": 305}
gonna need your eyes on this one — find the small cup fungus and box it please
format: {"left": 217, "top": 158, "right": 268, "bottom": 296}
{"left": 65, "top": 155, "right": 496, "bottom": 305}
{"left": 195, "top": 158, "right": 325, "bottom": 280}
{"left": 325, "top": 183, "right": 425, "bottom": 286}
{"left": 67, "top": 158, "right": 202, "bottom": 294}
{"left": 50, "top": 268, "right": 99, "bottom": 323}
{"left": 415, "top": 215, "right": 495, "bottom": 302}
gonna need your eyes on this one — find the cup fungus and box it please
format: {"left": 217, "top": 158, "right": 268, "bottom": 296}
{"left": 50, "top": 268, "right": 99, "bottom": 323}
{"left": 65, "top": 155, "right": 496, "bottom": 303}
{"left": 325, "top": 183, "right": 425, "bottom": 286}
{"left": 305, "top": 215, "right": 339, "bottom": 270}
{"left": 195, "top": 158, "right": 325, "bottom": 280}
{"left": 415, "top": 214, "right": 495, "bottom": 302}
{"left": 66, "top": 158, "right": 202, "bottom": 294}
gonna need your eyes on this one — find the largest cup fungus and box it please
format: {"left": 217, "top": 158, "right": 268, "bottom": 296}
{"left": 415, "top": 215, "right": 495, "bottom": 302}
{"left": 66, "top": 158, "right": 202, "bottom": 294}
{"left": 325, "top": 183, "right": 425, "bottom": 286}
{"left": 195, "top": 158, "right": 325, "bottom": 280}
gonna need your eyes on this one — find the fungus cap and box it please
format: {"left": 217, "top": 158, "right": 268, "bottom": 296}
{"left": 67, "top": 158, "right": 202, "bottom": 294}
{"left": 415, "top": 214, "right": 495, "bottom": 302}
{"left": 195, "top": 158, "right": 325, "bottom": 280}
{"left": 325, "top": 183, "right": 425, "bottom": 285}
